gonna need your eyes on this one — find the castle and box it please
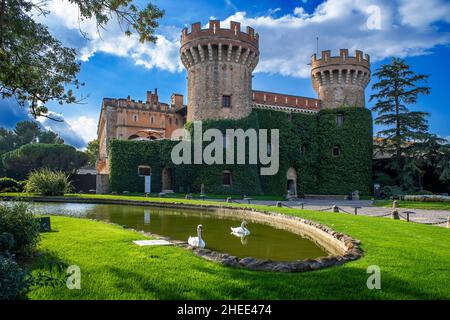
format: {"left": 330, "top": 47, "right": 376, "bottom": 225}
{"left": 97, "top": 20, "right": 373, "bottom": 196}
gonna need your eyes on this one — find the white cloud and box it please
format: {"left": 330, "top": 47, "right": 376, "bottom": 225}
{"left": 398, "top": 0, "right": 450, "bottom": 28}
{"left": 66, "top": 116, "right": 98, "bottom": 144}
{"left": 34, "top": 0, "right": 450, "bottom": 79}
{"left": 221, "top": 0, "right": 450, "bottom": 78}
{"left": 37, "top": 112, "right": 96, "bottom": 149}
{"left": 35, "top": 0, "right": 182, "bottom": 72}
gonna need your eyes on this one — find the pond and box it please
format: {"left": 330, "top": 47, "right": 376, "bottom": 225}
{"left": 33, "top": 202, "right": 328, "bottom": 261}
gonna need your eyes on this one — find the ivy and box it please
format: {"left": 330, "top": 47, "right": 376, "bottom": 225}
{"left": 109, "top": 108, "right": 373, "bottom": 196}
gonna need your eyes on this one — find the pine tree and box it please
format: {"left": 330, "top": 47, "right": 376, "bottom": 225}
{"left": 370, "top": 58, "right": 432, "bottom": 187}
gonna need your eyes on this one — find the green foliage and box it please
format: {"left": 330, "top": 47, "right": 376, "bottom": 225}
{"left": 85, "top": 139, "right": 99, "bottom": 167}
{"left": 110, "top": 108, "right": 372, "bottom": 195}
{"left": 2, "top": 143, "right": 88, "bottom": 180}
{"left": 0, "top": 254, "right": 29, "bottom": 300}
{"left": 191, "top": 112, "right": 263, "bottom": 195}
{"left": 0, "top": 121, "right": 64, "bottom": 157}
{"left": 318, "top": 107, "right": 373, "bottom": 195}
{"left": 0, "top": 178, "right": 19, "bottom": 192}
{"left": 110, "top": 139, "right": 195, "bottom": 193}
{"left": 0, "top": 202, "right": 40, "bottom": 256}
{"left": 370, "top": 58, "right": 435, "bottom": 190}
{"left": 0, "top": 1, "right": 163, "bottom": 118}
{"left": 25, "top": 169, "right": 72, "bottom": 196}
{"left": 255, "top": 110, "right": 320, "bottom": 196}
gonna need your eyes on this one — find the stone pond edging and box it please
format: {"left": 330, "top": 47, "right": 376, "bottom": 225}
{"left": 1, "top": 196, "right": 363, "bottom": 272}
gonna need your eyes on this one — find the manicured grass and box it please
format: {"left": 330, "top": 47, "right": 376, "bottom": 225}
{"left": 26, "top": 196, "right": 450, "bottom": 300}
{"left": 374, "top": 200, "right": 450, "bottom": 211}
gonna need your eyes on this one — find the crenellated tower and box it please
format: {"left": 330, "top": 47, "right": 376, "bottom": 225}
{"left": 311, "top": 49, "right": 371, "bottom": 109}
{"left": 180, "top": 20, "right": 259, "bottom": 121}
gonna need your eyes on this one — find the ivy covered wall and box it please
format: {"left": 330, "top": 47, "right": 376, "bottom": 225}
{"left": 317, "top": 107, "right": 373, "bottom": 195}
{"left": 109, "top": 107, "right": 373, "bottom": 196}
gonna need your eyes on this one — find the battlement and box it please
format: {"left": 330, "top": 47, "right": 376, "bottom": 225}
{"left": 181, "top": 20, "right": 259, "bottom": 49}
{"left": 311, "top": 49, "right": 370, "bottom": 70}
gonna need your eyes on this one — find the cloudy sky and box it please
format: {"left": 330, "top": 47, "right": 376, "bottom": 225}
{"left": 1, "top": 0, "right": 450, "bottom": 147}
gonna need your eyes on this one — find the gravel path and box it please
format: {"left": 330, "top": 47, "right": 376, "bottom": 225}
{"left": 212, "top": 198, "right": 449, "bottom": 227}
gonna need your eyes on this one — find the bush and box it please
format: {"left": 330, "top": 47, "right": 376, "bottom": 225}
{"left": 0, "top": 254, "right": 29, "bottom": 300}
{"left": 380, "top": 185, "right": 406, "bottom": 198}
{"left": 0, "top": 202, "right": 40, "bottom": 256}
{"left": 25, "top": 169, "right": 72, "bottom": 196}
{"left": 0, "top": 178, "right": 19, "bottom": 193}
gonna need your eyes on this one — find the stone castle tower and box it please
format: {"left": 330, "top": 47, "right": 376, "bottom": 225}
{"left": 311, "top": 49, "right": 371, "bottom": 109}
{"left": 180, "top": 20, "right": 260, "bottom": 121}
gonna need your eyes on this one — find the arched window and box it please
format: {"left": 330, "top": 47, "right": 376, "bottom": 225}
{"left": 133, "top": 115, "right": 138, "bottom": 122}
{"left": 150, "top": 116, "right": 154, "bottom": 124}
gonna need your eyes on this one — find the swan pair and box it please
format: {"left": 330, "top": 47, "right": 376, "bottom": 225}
{"left": 187, "top": 220, "right": 251, "bottom": 248}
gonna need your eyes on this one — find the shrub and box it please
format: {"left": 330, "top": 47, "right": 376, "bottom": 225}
{"left": 0, "top": 202, "right": 40, "bottom": 256}
{"left": 0, "top": 178, "right": 19, "bottom": 193}
{"left": 0, "top": 254, "right": 29, "bottom": 300}
{"left": 25, "top": 169, "right": 72, "bottom": 196}
{"left": 380, "top": 185, "right": 406, "bottom": 198}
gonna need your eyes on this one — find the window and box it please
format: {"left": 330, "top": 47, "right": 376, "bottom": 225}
{"left": 138, "top": 165, "right": 151, "bottom": 176}
{"left": 222, "top": 95, "right": 231, "bottom": 108}
{"left": 336, "top": 113, "right": 344, "bottom": 127}
{"left": 223, "top": 170, "right": 232, "bottom": 186}
{"left": 175, "top": 118, "right": 179, "bottom": 125}
{"left": 332, "top": 146, "right": 341, "bottom": 156}
{"left": 133, "top": 115, "right": 138, "bottom": 122}
{"left": 150, "top": 116, "right": 154, "bottom": 124}
{"left": 287, "top": 113, "right": 292, "bottom": 122}
{"left": 300, "top": 144, "right": 307, "bottom": 156}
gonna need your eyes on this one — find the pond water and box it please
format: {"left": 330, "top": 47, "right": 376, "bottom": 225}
{"left": 33, "top": 202, "right": 327, "bottom": 261}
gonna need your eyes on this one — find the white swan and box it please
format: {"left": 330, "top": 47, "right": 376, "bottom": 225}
{"left": 230, "top": 220, "right": 250, "bottom": 236}
{"left": 188, "top": 224, "right": 205, "bottom": 248}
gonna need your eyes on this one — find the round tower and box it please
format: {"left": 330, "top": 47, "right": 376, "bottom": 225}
{"left": 180, "top": 20, "right": 259, "bottom": 121}
{"left": 311, "top": 49, "right": 371, "bottom": 109}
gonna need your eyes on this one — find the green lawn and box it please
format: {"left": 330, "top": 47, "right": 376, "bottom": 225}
{"left": 374, "top": 200, "right": 450, "bottom": 211}
{"left": 25, "top": 196, "right": 450, "bottom": 300}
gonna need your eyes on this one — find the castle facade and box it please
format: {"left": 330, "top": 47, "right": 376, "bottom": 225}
{"left": 97, "top": 20, "right": 373, "bottom": 196}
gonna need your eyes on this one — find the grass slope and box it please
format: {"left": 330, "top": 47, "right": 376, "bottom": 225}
{"left": 27, "top": 202, "right": 450, "bottom": 300}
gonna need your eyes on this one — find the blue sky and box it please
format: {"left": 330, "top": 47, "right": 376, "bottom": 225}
{"left": 1, "top": 0, "right": 450, "bottom": 148}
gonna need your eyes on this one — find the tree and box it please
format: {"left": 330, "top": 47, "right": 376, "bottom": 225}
{"left": 0, "top": 127, "right": 16, "bottom": 154}
{"left": 85, "top": 139, "right": 98, "bottom": 166}
{"left": 0, "top": 121, "right": 64, "bottom": 148}
{"left": 370, "top": 58, "right": 432, "bottom": 187}
{"left": 38, "top": 130, "right": 64, "bottom": 144}
{"left": 1, "top": 143, "right": 88, "bottom": 180}
{"left": 0, "top": 0, "right": 164, "bottom": 119}
{"left": 13, "top": 121, "right": 40, "bottom": 145}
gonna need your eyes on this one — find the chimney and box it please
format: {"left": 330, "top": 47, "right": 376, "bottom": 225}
{"left": 153, "top": 88, "right": 159, "bottom": 104}
{"left": 146, "top": 91, "right": 152, "bottom": 104}
{"left": 171, "top": 94, "right": 184, "bottom": 108}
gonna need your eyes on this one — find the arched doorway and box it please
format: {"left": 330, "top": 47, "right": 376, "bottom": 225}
{"left": 286, "top": 167, "right": 297, "bottom": 198}
{"left": 162, "top": 167, "right": 172, "bottom": 192}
